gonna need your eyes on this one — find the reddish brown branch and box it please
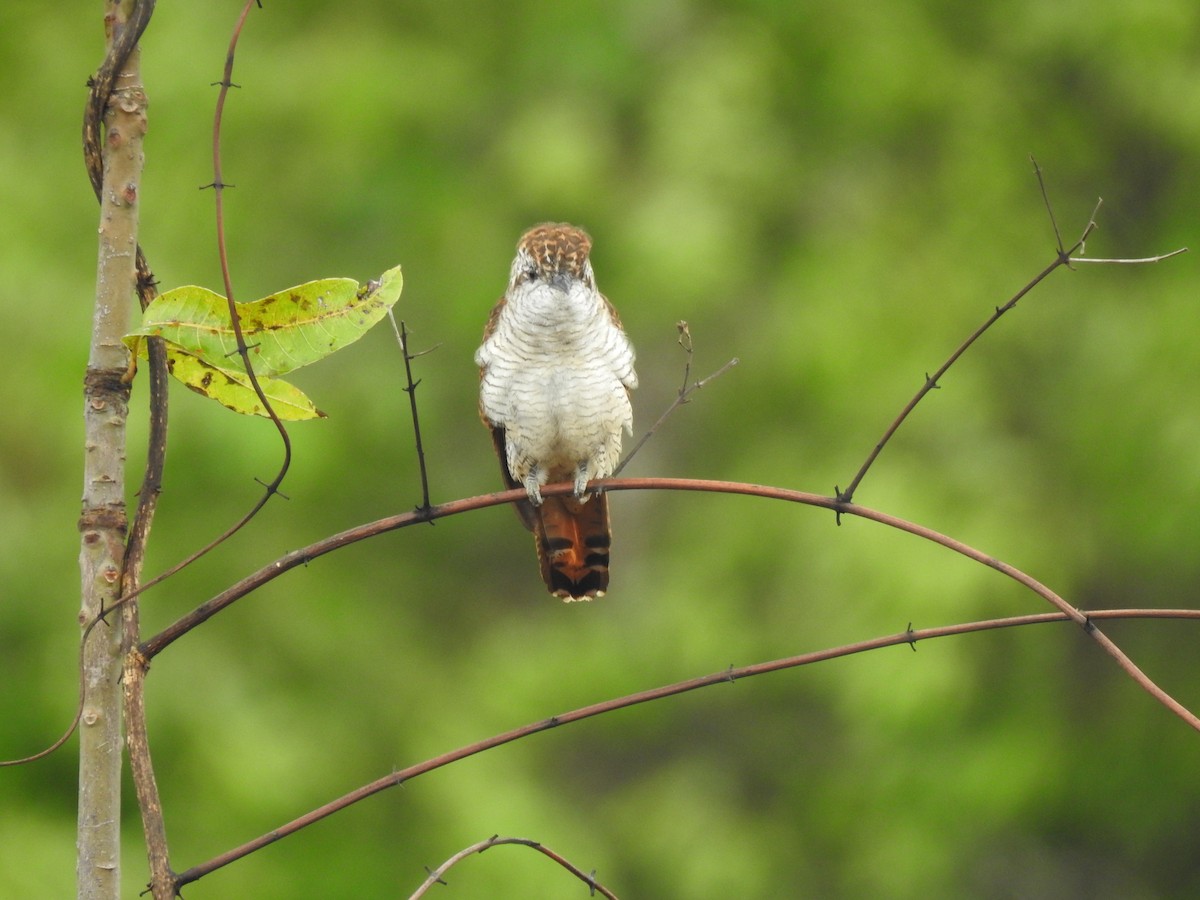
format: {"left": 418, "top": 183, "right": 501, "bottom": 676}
{"left": 171, "top": 602, "right": 1198, "bottom": 891}
{"left": 207, "top": 0, "right": 293, "bottom": 495}
{"left": 122, "top": 336, "right": 174, "bottom": 900}
{"left": 18, "top": 475, "right": 1194, "bottom": 770}
{"left": 15, "top": 374, "right": 1173, "bottom": 883}
{"left": 141, "top": 478, "right": 1200, "bottom": 732}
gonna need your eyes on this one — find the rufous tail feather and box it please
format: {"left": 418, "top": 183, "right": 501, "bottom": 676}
{"left": 533, "top": 493, "right": 611, "bottom": 600}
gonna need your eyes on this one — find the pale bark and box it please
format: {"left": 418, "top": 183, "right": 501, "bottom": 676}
{"left": 78, "top": 3, "right": 148, "bottom": 896}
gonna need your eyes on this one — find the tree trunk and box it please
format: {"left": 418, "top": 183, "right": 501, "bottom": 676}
{"left": 78, "top": 2, "right": 147, "bottom": 896}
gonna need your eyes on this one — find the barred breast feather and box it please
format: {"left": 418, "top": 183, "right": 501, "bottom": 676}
{"left": 475, "top": 223, "right": 637, "bottom": 599}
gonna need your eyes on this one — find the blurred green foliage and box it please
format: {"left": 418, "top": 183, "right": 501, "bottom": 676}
{"left": 1, "top": 1, "right": 1198, "bottom": 897}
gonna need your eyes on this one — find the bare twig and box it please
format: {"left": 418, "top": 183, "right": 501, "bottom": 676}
{"left": 408, "top": 835, "right": 619, "bottom": 899}
{"left": 836, "top": 163, "right": 1183, "bottom": 505}
{"left": 676, "top": 319, "right": 694, "bottom": 389}
{"left": 83, "top": 0, "right": 156, "bottom": 201}
{"left": 122, "top": 334, "right": 174, "bottom": 900}
{"left": 613, "top": 321, "right": 738, "bottom": 476}
{"left": 1073, "top": 249, "right": 1188, "bottom": 264}
{"left": 0, "top": 677, "right": 86, "bottom": 766}
{"left": 124, "top": 649, "right": 174, "bottom": 900}
{"left": 1032, "top": 154, "right": 1066, "bottom": 255}
{"left": 389, "top": 312, "right": 436, "bottom": 513}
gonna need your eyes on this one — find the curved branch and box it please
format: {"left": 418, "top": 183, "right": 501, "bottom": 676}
{"left": 205, "top": 0, "right": 293, "bottom": 523}
{"left": 139, "top": 477, "right": 1200, "bottom": 721}
{"left": 13, "top": 476, "right": 1186, "bottom": 768}
{"left": 409, "top": 835, "right": 619, "bottom": 900}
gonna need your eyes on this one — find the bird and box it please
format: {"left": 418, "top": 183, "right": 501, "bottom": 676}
{"left": 475, "top": 223, "right": 638, "bottom": 600}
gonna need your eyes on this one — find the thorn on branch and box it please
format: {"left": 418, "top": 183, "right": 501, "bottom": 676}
{"left": 905, "top": 623, "right": 918, "bottom": 652}
{"left": 832, "top": 486, "right": 851, "bottom": 521}
{"left": 253, "top": 478, "right": 290, "bottom": 501}
{"left": 198, "top": 181, "right": 235, "bottom": 191}
{"left": 226, "top": 342, "right": 258, "bottom": 359}
{"left": 389, "top": 315, "right": 434, "bottom": 512}
{"left": 407, "top": 343, "right": 443, "bottom": 361}
{"left": 209, "top": 79, "right": 242, "bottom": 89}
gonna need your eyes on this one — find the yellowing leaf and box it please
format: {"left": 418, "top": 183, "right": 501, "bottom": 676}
{"left": 126, "top": 336, "right": 326, "bottom": 420}
{"left": 127, "top": 265, "right": 403, "bottom": 376}
{"left": 122, "top": 265, "right": 401, "bottom": 418}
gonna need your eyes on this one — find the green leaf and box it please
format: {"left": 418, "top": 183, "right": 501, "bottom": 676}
{"left": 122, "top": 265, "right": 402, "bottom": 418}
{"left": 127, "top": 336, "right": 326, "bottom": 420}
{"left": 126, "top": 264, "right": 403, "bottom": 376}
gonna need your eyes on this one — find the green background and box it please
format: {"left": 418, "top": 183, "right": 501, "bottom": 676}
{"left": 2, "top": 1, "right": 1198, "bottom": 896}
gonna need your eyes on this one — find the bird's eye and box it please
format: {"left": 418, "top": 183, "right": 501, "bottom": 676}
{"left": 523, "top": 265, "right": 539, "bottom": 282}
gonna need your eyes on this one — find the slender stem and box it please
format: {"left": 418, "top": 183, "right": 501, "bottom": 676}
{"left": 171, "top": 596, "right": 1199, "bottom": 890}
{"left": 396, "top": 317, "right": 433, "bottom": 512}
{"left": 614, "top": 321, "right": 738, "bottom": 476}
{"left": 122, "top": 334, "right": 172, "bottom": 898}
{"left": 836, "top": 185, "right": 1099, "bottom": 505}
{"left": 208, "top": 0, "right": 292, "bottom": 489}
{"left": 1073, "top": 248, "right": 1187, "bottom": 264}
{"left": 409, "top": 836, "right": 619, "bottom": 899}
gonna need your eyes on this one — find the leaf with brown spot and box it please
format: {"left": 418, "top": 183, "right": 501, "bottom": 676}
{"left": 124, "top": 335, "right": 325, "bottom": 420}
{"left": 123, "top": 265, "right": 403, "bottom": 376}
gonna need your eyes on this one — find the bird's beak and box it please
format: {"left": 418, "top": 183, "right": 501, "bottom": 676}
{"left": 548, "top": 272, "right": 574, "bottom": 293}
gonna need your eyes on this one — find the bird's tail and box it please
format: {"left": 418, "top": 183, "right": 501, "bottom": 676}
{"left": 533, "top": 493, "right": 611, "bottom": 600}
